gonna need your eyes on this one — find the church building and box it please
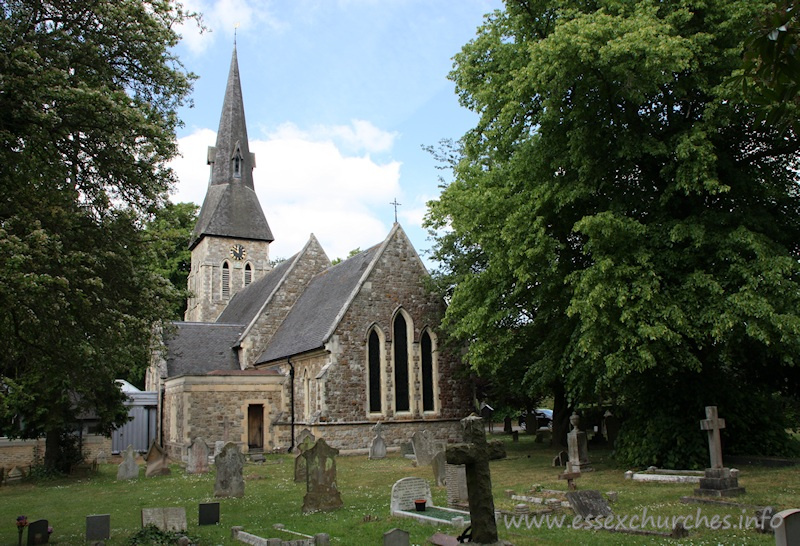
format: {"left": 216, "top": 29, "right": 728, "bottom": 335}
{"left": 146, "top": 47, "right": 474, "bottom": 458}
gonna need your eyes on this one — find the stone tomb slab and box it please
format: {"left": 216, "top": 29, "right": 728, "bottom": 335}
{"left": 141, "top": 507, "right": 187, "bottom": 532}
{"left": 566, "top": 490, "right": 613, "bottom": 520}
{"left": 383, "top": 527, "right": 410, "bottom": 546}
{"left": 199, "top": 502, "right": 220, "bottom": 525}
{"left": 86, "top": 514, "right": 111, "bottom": 542}
{"left": 390, "top": 477, "right": 470, "bottom": 527}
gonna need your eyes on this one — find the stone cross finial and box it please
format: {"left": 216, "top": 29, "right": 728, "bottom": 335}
{"left": 445, "top": 415, "right": 505, "bottom": 544}
{"left": 700, "top": 406, "right": 726, "bottom": 469}
{"left": 390, "top": 198, "right": 402, "bottom": 223}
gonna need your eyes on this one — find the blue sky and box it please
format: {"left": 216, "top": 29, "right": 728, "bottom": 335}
{"left": 169, "top": 0, "right": 501, "bottom": 265}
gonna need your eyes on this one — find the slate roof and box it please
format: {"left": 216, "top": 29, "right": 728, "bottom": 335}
{"left": 255, "top": 243, "right": 382, "bottom": 364}
{"left": 216, "top": 252, "right": 299, "bottom": 328}
{"left": 189, "top": 46, "right": 273, "bottom": 248}
{"left": 163, "top": 322, "right": 244, "bottom": 376}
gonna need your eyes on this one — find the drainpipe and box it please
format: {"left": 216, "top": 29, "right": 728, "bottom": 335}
{"left": 288, "top": 357, "right": 295, "bottom": 453}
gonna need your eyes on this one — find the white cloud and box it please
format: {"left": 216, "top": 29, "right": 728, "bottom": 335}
{"left": 267, "top": 120, "right": 397, "bottom": 154}
{"left": 169, "top": 122, "right": 402, "bottom": 261}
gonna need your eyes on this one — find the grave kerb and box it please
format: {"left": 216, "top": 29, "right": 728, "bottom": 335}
{"left": 390, "top": 477, "right": 470, "bottom": 527}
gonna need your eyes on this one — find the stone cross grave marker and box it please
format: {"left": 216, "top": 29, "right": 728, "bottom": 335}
{"left": 187, "top": 437, "right": 210, "bottom": 474}
{"left": 85, "top": 514, "right": 110, "bottom": 542}
{"left": 383, "top": 527, "right": 410, "bottom": 546}
{"left": 411, "top": 430, "right": 438, "bottom": 466}
{"left": 141, "top": 507, "right": 187, "bottom": 532}
{"left": 302, "top": 438, "right": 343, "bottom": 513}
{"left": 294, "top": 433, "right": 316, "bottom": 483}
{"left": 116, "top": 445, "right": 139, "bottom": 480}
{"left": 214, "top": 442, "right": 245, "bottom": 498}
{"left": 145, "top": 440, "right": 171, "bottom": 477}
{"left": 700, "top": 406, "right": 725, "bottom": 469}
{"left": 27, "top": 519, "right": 49, "bottom": 545}
{"left": 445, "top": 415, "right": 506, "bottom": 544}
{"left": 369, "top": 422, "right": 387, "bottom": 460}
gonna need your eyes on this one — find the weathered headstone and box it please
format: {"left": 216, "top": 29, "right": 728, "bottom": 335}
{"left": 411, "top": 430, "right": 438, "bottom": 467}
{"left": 390, "top": 477, "right": 434, "bottom": 513}
{"left": 214, "top": 442, "right": 245, "bottom": 498}
{"left": 27, "top": 519, "right": 49, "bottom": 545}
{"left": 86, "top": 514, "right": 110, "bottom": 542}
{"left": 445, "top": 463, "right": 468, "bottom": 508}
{"left": 141, "top": 507, "right": 187, "bottom": 532}
{"left": 445, "top": 415, "right": 505, "bottom": 544}
{"left": 400, "top": 441, "right": 414, "bottom": 457}
{"left": 7, "top": 465, "right": 24, "bottom": 482}
{"left": 566, "top": 490, "right": 614, "bottom": 520}
{"left": 187, "top": 437, "right": 210, "bottom": 474}
{"left": 694, "top": 406, "right": 745, "bottom": 497}
{"left": 294, "top": 434, "right": 316, "bottom": 483}
{"left": 95, "top": 450, "right": 109, "bottom": 464}
{"left": 297, "top": 428, "right": 315, "bottom": 445}
{"left": 145, "top": 440, "right": 171, "bottom": 477}
{"left": 302, "top": 438, "right": 343, "bottom": 513}
{"left": 383, "top": 527, "right": 410, "bottom": 546}
{"left": 431, "top": 450, "right": 447, "bottom": 487}
{"left": 198, "top": 502, "right": 220, "bottom": 526}
{"left": 116, "top": 445, "right": 140, "bottom": 480}
{"left": 369, "top": 422, "right": 387, "bottom": 460}
{"left": 774, "top": 508, "right": 800, "bottom": 546}
{"left": 567, "top": 413, "right": 592, "bottom": 472}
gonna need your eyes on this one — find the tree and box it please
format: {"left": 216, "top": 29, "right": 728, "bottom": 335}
{"left": 0, "top": 1, "right": 196, "bottom": 471}
{"left": 143, "top": 202, "right": 198, "bottom": 322}
{"left": 427, "top": 0, "right": 800, "bottom": 466}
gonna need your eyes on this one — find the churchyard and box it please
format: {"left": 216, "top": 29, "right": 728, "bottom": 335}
{"left": 1, "top": 429, "right": 798, "bottom": 545}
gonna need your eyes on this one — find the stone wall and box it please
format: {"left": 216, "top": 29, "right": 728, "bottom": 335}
{"left": 163, "top": 374, "right": 284, "bottom": 460}
{"left": 239, "top": 236, "right": 330, "bottom": 368}
{"left": 185, "top": 236, "right": 272, "bottom": 323}
{"left": 0, "top": 435, "right": 111, "bottom": 469}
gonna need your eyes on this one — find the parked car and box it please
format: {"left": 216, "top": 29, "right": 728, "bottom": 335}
{"left": 519, "top": 408, "right": 553, "bottom": 430}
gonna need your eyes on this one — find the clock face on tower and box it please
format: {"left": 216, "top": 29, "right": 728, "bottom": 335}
{"left": 230, "top": 244, "right": 246, "bottom": 260}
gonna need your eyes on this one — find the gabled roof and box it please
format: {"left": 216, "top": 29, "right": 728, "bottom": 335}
{"left": 163, "top": 322, "right": 244, "bottom": 376}
{"left": 255, "top": 243, "right": 381, "bottom": 364}
{"left": 255, "top": 224, "right": 419, "bottom": 365}
{"left": 216, "top": 250, "right": 300, "bottom": 327}
{"left": 189, "top": 46, "right": 273, "bottom": 249}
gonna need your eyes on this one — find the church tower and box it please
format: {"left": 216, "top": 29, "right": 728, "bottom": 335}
{"left": 185, "top": 46, "right": 274, "bottom": 323}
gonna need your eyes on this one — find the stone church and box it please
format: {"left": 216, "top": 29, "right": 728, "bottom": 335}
{"left": 146, "top": 47, "right": 474, "bottom": 458}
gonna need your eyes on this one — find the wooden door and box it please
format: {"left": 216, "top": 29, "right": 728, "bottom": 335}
{"left": 247, "top": 404, "right": 263, "bottom": 449}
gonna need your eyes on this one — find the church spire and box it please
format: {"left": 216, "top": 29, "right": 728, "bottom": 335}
{"left": 189, "top": 45, "right": 273, "bottom": 249}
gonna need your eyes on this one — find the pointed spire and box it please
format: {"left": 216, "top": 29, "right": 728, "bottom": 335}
{"left": 209, "top": 45, "right": 254, "bottom": 190}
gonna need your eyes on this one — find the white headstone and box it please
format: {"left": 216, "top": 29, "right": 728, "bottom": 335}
{"left": 774, "top": 508, "right": 800, "bottom": 546}
{"left": 390, "top": 477, "right": 433, "bottom": 513}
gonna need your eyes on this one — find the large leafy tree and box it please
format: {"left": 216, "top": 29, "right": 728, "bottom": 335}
{"left": 427, "top": 0, "right": 800, "bottom": 466}
{"left": 0, "top": 0, "right": 195, "bottom": 471}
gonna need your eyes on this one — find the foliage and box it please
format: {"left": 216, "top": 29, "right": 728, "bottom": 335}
{"left": 427, "top": 0, "right": 800, "bottom": 466}
{"left": 0, "top": 0, "right": 196, "bottom": 471}
{"left": 331, "top": 247, "right": 363, "bottom": 265}
{"left": 127, "top": 524, "right": 195, "bottom": 545}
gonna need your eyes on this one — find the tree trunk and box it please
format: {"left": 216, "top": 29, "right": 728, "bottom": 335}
{"left": 551, "top": 384, "right": 571, "bottom": 448}
{"left": 43, "top": 429, "right": 71, "bottom": 473}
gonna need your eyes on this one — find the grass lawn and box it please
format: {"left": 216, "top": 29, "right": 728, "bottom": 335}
{"left": 1, "top": 431, "right": 798, "bottom": 545}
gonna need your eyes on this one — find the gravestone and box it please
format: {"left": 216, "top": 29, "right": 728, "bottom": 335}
{"left": 145, "top": 440, "right": 171, "bottom": 477}
{"left": 503, "top": 416, "right": 512, "bottom": 433}
{"left": 566, "top": 490, "right": 614, "bottom": 520}
{"left": 86, "top": 514, "right": 110, "bottom": 542}
{"left": 95, "top": 450, "right": 109, "bottom": 464}
{"left": 383, "top": 527, "right": 410, "bottom": 546}
{"left": 694, "top": 406, "right": 745, "bottom": 497}
{"left": 199, "top": 502, "right": 220, "bottom": 526}
{"left": 369, "top": 422, "right": 387, "bottom": 460}
{"left": 431, "top": 450, "right": 447, "bottom": 486}
{"left": 7, "top": 465, "right": 24, "bottom": 482}
{"left": 400, "top": 441, "right": 414, "bottom": 457}
{"left": 186, "top": 437, "right": 210, "bottom": 474}
{"left": 445, "top": 415, "right": 505, "bottom": 544}
{"left": 297, "top": 428, "right": 315, "bottom": 445}
{"left": 294, "top": 434, "right": 316, "bottom": 483}
{"left": 302, "top": 438, "right": 343, "bottom": 513}
{"left": 552, "top": 450, "right": 568, "bottom": 467}
{"left": 27, "top": 519, "right": 49, "bottom": 545}
{"left": 411, "top": 430, "right": 439, "bottom": 466}
{"left": 566, "top": 413, "right": 592, "bottom": 472}
{"left": 390, "top": 477, "right": 434, "bottom": 513}
{"left": 774, "top": 508, "right": 800, "bottom": 546}
{"left": 141, "top": 507, "right": 187, "bottom": 532}
{"left": 116, "top": 444, "right": 140, "bottom": 480}
{"left": 214, "top": 442, "right": 245, "bottom": 498}
{"left": 445, "top": 463, "right": 468, "bottom": 507}
{"left": 214, "top": 440, "right": 225, "bottom": 458}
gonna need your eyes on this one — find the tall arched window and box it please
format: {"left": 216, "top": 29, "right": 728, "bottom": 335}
{"left": 393, "top": 313, "right": 410, "bottom": 412}
{"left": 221, "top": 261, "right": 230, "bottom": 298}
{"left": 421, "top": 330, "right": 435, "bottom": 412}
{"left": 244, "top": 263, "right": 252, "bottom": 286}
{"left": 303, "top": 369, "right": 311, "bottom": 421}
{"left": 368, "top": 329, "right": 382, "bottom": 413}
